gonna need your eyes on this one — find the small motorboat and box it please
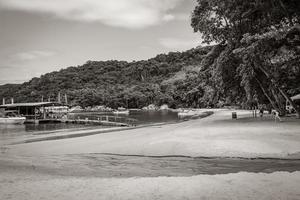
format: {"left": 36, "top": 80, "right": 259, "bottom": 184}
{"left": 177, "top": 109, "right": 197, "bottom": 118}
{"left": 113, "top": 110, "right": 130, "bottom": 115}
{"left": 0, "top": 117, "right": 26, "bottom": 124}
{"left": 0, "top": 111, "right": 26, "bottom": 124}
{"left": 113, "top": 107, "right": 130, "bottom": 115}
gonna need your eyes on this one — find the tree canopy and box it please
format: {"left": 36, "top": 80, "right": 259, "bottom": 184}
{"left": 191, "top": 0, "right": 300, "bottom": 116}
{"left": 192, "top": 0, "right": 300, "bottom": 43}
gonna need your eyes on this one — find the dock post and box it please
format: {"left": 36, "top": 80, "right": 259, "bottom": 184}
{"left": 58, "top": 92, "right": 61, "bottom": 103}
{"left": 64, "top": 94, "right": 68, "bottom": 105}
{"left": 43, "top": 106, "right": 46, "bottom": 119}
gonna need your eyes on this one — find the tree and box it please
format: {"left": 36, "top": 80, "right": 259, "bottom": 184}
{"left": 234, "top": 26, "right": 300, "bottom": 116}
{"left": 191, "top": 0, "right": 300, "bottom": 116}
{"left": 192, "top": 0, "right": 300, "bottom": 44}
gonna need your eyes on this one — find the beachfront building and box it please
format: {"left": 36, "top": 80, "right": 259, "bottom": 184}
{"left": 0, "top": 102, "right": 69, "bottom": 123}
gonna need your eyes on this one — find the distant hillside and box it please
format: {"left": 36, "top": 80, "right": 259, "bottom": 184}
{"left": 0, "top": 46, "right": 215, "bottom": 108}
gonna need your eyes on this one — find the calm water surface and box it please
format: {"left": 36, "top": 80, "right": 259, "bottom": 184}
{"left": 72, "top": 110, "right": 179, "bottom": 125}
{"left": 0, "top": 110, "right": 179, "bottom": 142}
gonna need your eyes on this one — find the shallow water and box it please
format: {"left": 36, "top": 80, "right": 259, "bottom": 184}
{"left": 71, "top": 110, "right": 179, "bottom": 125}
{"left": 0, "top": 110, "right": 179, "bottom": 144}
{"left": 0, "top": 123, "right": 97, "bottom": 144}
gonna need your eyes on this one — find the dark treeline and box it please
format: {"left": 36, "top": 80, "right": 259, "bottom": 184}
{"left": 0, "top": 0, "right": 299, "bottom": 115}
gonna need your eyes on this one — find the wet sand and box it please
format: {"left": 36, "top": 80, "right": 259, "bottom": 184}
{"left": 1, "top": 170, "right": 300, "bottom": 200}
{"left": 1, "top": 154, "right": 300, "bottom": 178}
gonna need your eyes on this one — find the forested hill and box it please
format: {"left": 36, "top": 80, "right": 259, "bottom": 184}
{"left": 0, "top": 46, "right": 215, "bottom": 108}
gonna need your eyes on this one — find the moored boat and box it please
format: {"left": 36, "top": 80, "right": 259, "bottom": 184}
{"left": 177, "top": 109, "right": 197, "bottom": 118}
{"left": 113, "top": 107, "right": 130, "bottom": 115}
{"left": 113, "top": 110, "right": 130, "bottom": 115}
{"left": 0, "top": 110, "right": 26, "bottom": 124}
{"left": 0, "top": 117, "right": 26, "bottom": 124}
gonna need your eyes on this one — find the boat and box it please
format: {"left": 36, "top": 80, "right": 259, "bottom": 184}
{"left": 0, "top": 117, "right": 26, "bottom": 124}
{"left": 113, "top": 107, "right": 129, "bottom": 115}
{"left": 0, "top": 111, "right": 26, "bottom": 124}
{"left": 177, "top": 109, "right": 197, "bottom": 118}
{"left": 113, "top": 110, "right": 130, "bottom": 115}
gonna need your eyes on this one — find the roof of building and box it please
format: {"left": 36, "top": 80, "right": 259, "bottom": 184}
{"left": 291, "top": 94, "right": 300, "bottom": 100}
{"left": 0, "top": 102, "right": 65, "bottom": 108}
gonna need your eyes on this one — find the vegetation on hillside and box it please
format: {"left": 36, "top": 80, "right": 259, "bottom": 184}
{"left": 0, "top": 47, "right": 215, "bottom": 108}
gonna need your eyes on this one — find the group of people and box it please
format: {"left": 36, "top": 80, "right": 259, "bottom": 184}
{"left": 258, "top": 106, "right": 282, "bottom": 122}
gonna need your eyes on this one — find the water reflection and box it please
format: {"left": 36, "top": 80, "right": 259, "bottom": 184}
{"left": 0, "top": 110, "right": 179, "bottom": 143}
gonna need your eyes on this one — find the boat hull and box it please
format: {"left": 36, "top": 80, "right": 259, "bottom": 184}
{"left": 113, "top": 111, "right": 129, "bottom": 115}
{"left": 0, "top": 117, "right": 26, "bottom": 124}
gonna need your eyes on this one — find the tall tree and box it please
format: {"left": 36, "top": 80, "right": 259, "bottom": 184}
{"left": 191, "top": 0, "right": 300, "bottom": 116}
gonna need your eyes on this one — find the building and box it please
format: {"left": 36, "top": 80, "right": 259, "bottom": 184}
{"left": 0, "top": 102, "right": 69, "bottom": 123}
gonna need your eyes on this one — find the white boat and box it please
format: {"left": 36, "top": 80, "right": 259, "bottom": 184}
{"left": 177, "top": 110, "right": 197, "bottom": 117}
{"left": 0, "top": 117, "right": 26, "bottom": 124}
{"left": 113, "top": 110, "right": 130, "bottom": 115}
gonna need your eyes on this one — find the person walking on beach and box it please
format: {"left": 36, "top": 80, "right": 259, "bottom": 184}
{"left": 273, "top": 110, "right": 282, "bottom": 122}
{"left": 259, "top": 107, "right": 264, "bottom": 117}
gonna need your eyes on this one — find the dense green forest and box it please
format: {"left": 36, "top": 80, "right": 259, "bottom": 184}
{"left": 0, "top": 0, "right": 299, "bottom": 116}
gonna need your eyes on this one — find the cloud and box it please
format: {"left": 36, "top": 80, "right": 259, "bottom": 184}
{"left": 159, "top": 37, "right": 202, "bottom": 50}
{"left": 14, "top": 50, "right": 55, "bottom": 61}
{"left": 0, "top": 0, "right": 183, "bottom": 29}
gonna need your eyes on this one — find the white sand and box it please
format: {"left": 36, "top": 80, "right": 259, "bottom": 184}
{"left": 6, "top": 109, "right": 300, "bottom": 159}
{"left": 1, "top": 171, "right": 300, "bottom": 200}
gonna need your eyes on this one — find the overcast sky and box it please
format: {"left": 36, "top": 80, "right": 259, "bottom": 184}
{"left": 0, "top": 0, "right": 201, "bottom": 85}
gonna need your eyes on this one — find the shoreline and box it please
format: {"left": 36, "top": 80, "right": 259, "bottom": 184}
{"left": 10, "top": 110, "right": 214, "bottom": 144}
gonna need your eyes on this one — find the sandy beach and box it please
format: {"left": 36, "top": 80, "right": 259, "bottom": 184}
{"left": 5, "top": 109, "right": 300, "bottom": 158}
{"left": 1, "top": 171, "right": 300, "bottom": 200}
{"left": 1, "top": 109, "right": 300, "bottom": 200}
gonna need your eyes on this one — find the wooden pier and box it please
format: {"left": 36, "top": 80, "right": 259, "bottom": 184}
{"left": 0, "top": 102, "right": 137, "bottom": 127}
{"left": 25, "top": 115, "right": 137, "bottom": 127}
{"left": 67, "top": 115, "right": 137, "bottom": 126}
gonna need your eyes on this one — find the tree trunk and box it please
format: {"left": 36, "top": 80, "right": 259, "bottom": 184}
{"left": 278, "top": 87, "right": 300, "bottom": 118}
{"left": 255, "top": 77, "right": 279, "bottom": 111}
{"left": 271, "top": 88, "right": 286, "bottom": 115}
{"left": 256, "top": 64, "right": 300, "bottom": 118}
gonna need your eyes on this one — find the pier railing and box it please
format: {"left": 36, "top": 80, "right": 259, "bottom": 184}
{"left": 67, "top": 114, "right": 138, "bottom": 126}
